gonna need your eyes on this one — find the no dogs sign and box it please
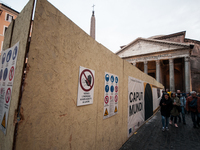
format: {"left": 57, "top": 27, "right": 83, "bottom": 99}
{"left": 77, "top": 66, "right": 95, "bottom": 106}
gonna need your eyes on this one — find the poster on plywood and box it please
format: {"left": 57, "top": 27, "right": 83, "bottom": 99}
{"left": 77, "top": 66, "right": 95, "bottom": 106}
{"left": 103, "top": 72, "right": 119, "bottom": 119}
{"left": 0, "top": 42, "right": 19, "bottom": 135}
{"left": 128, "top": 76, "right": 144, "bottom": 137}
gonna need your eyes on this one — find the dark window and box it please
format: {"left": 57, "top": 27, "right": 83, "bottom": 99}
{"left": 6, "top": 14, "right": 13, "bottom": 22}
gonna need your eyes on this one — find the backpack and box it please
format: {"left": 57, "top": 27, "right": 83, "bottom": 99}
{"left": 189, "top": 98, "right": 197, "bottom": 108}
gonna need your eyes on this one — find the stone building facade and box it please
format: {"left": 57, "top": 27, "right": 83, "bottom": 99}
{"left": 116, "top": 31, "right": 200, "bottom": 93}
{"left": 0, "top": 3, "right": 19, "bottom": 53}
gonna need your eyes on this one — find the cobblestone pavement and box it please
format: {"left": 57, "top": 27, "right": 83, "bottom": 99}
{"left": 120, "top": 110, "right": 200, "bottom": 150}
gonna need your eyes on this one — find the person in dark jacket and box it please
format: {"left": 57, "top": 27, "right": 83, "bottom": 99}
{"left": 186, "top": 91, "right": 200, "bottom": 128}
{"left": 160, "top": 92, "right": 173, "bottom": 131}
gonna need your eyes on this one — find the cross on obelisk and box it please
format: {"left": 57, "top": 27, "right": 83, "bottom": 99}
{"left": 92, "top": 4, "right": 95, "bottom": 11}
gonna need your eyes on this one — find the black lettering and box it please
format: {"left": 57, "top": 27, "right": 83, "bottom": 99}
{"left": 129, "top": 92, "right": 133, "bottom": 103}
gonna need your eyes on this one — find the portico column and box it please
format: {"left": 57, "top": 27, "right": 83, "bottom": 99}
{"left": 144, "top": 61, "right": 148, "bottom": 74}
{"left": 184, "top": 57, "right": 190, "bottom": 93}
{"left": 169, "top": 58, "right": 175, "bottom": 92}
{"left": 156, "top": 60, "right": 160, "bottom": 82}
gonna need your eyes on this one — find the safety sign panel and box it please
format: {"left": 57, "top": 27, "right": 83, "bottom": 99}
{"left": 77, "top": 66, "right": 95, "bottom": 106}
{"left": 0, "top": 42, "right": 19, "bottom": 135}
{"left": 103, "top": 72, "right": 119, "bottom": 119}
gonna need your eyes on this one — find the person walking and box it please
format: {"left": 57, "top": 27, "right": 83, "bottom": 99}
{"left": 186, "top": 91, "right": 200, "bottom": 128}
{"left": 169, "top": 92, "right": 181, "bottom": 127}
{"left": 166, "top": 89, "right": 171, "bottom": 98}
{"left": 160, "top": 93, "right": 173, "bottom": 131}
{"left": 197, "top": 97, "right": 200, "bottom": 127}
{"left": 177, "top": 90, "right": 186, "bottom": 125}
{"left": 185, "top": 92, "right": 190, "bottom": 114}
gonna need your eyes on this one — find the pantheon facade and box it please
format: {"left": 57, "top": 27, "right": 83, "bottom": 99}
{"left": 116, "top": 31, "right": 200, "bottom": 93}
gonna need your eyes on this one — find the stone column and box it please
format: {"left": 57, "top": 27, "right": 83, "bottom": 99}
{"left": 144, "top": 61, "right": 148, "bottom": 74}
{"left": 169, "top": 58, "right": 175, "bottom": 92}
{"left": 156, "top": 60, "right": 160, "bottom": 82}
{"left": 184, "top": 57, "right": 190, "bottom": 93}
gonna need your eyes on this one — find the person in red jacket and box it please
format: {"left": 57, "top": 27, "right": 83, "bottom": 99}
{"left": 186, "top": 91, "right": 200, "bottom": 128}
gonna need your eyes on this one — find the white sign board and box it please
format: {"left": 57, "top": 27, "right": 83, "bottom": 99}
{"left": 103, "top": 72, "right": 119, "bottom": 119}
{"left": 153, "top": 88, "right": 162, "bottom": 111}
{"left": 77, "top": 66, "right": 95, "bottom": 106}
{"left": 0, "top": 42, "right": 19, "bottom": 135}
{"left": 128, "top": 76, "right": 144, "bottom": 137}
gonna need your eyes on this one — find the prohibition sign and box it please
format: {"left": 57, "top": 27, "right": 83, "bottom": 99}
{"left": 5, "top": 88, "right": 11, "bottom": 103}
{"left": 115, "top": 86, "right": 118, "bottom": 92}
{"left": 9, "top": 66, "right": 14, "bottom": 81}
{"left": 104, "top": 96, "right": 109, "bottom": 104}
{"left": 115, "top": 95, "right": 118, "bottom": 102}
{"left": 80, "top": 69, "right": 94, "bottom": 92}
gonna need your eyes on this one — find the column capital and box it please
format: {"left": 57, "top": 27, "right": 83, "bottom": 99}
{"left": 144, "top": 61, "right": 148, "bottom": 65}
{"left": 132, "top": 62, "right": 136, "bottom": 66}
{"left": 156, "top": 60, "right": 160, "bottom": 65}
{"left": 169, "top": 58, "right": 174, "bottom": 64}
{"left": 184, "top": 56, "right": 190, "bottom": 62}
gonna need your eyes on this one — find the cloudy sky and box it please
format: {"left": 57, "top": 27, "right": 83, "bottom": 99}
{"left": 3, "top": 0, "right": 200, "bottom": 53}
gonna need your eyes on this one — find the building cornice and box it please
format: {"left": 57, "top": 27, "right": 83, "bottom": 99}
{"left": 154, "top": 31, "right": 186, "bottom": 40}
{"left": 0, "top": 3, "right": 19, "bottom": 16}
{"left": 116, "top": 37, "right": 193, "bottom": 55}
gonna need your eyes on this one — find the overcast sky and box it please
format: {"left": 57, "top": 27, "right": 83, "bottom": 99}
{"left": 2, "top": 0, "right": 200, "bottom": 53}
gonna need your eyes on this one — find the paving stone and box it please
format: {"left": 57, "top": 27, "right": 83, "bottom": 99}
{"left": 120, "top": 110, "right": 200, "bottom": 150}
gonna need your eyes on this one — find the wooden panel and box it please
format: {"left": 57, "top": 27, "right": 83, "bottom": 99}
{"left": 0, "top": 0, "right": 35, "bottom": 150}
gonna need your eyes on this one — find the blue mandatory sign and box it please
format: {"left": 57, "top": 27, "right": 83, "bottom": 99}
{"left": 0, "top": 69, "right": 3, "bottom": 80}
{"left": 115, "top": 77, "right": 118, "bottom": 83}
{"left": 105, "top": 85, "right": 109, "bottom": 92}
{"left": 110, "top": 85, "right": 114, "bottom": 92}
{"left": 2, "top": 53, "right": 6, "bottom": 64}
{"left": 12, "top": 46, "right": 18, "bottom": 60}
{"left": 105, "top": 74, "right": 109, "bottom": 82}
{"left": 3, "top": 68, "right": 8, "bottom": 81}
{"left": 110, "top": 75, "right": 114, "bottom": 83}
{"left": 6, "top": 50, "right": 12, "bottom": 62}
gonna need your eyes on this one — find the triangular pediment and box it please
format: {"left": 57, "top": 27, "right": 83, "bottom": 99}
{"left": 117, "top": 38, "right": 191, "bottom": 58}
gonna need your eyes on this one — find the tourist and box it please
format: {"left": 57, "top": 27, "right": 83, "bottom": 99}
{"left": 166, "top": 89, "right": 171, "bottom": 98}
{"left": 160, "top": 92, "right": 173, "bottom": 131}
{"left": 169, "top": 92, "right": 181, "bottom": 127}
{"left": 186, "top": 91, "right": 200, "bottom": 128}
{"left": 197, "top": 97, "right": 200, "bottom": 126}
{"left": 185, "top": 92, "right": 190, "bottom": 114}
{"left": 177, "top": 90, "right": 186, "bottom": 125}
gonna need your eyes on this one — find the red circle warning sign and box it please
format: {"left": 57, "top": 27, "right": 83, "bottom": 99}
{"left": 104, "top": 96, "right": 109, "bottom": 104}
{"left": 5, "top": 88, "right": 11, "bottom": 103}
{"left": 115, "top": 86, "right": 118, "bottom": 93}
{"left": 9, "top": 66, "right": 14, "bottom": 81}
{"left": 115, "top": 95, "right": 118, "bottom": 102}
{"left": 80, "top": 69, "right": 94, "bottom": 92}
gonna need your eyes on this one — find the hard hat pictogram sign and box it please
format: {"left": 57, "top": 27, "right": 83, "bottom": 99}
{"left": 5, "top": 88, "right": 11, "bottom": 103}
{"left": 1, "top": 112, "right": 6, "bottom": 128}
{"left": 9, "top": 66, "right": 14, "bottom": 81}
{"left": 80, "top": 69, "right": 94, "bottom": 92}
{"left": 104, "top": 108, "right": 108, "bottom": 116}
{"left": 114, "top": 106, "right": 118, "bottom": 113}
